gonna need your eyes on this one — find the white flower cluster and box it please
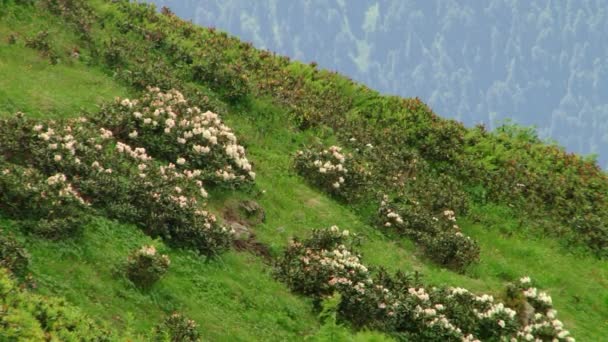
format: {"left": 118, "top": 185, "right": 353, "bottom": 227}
{"left": 35, "top": 124, "right": 80, "bottom": 164}
{"left": 297, "top": 145, "right": 349, "bottom": 190}
{"left": 115, "top": 87, "right": 254, "bottom": 183}
{"left": 513, "top": 277, "right": 573, "bottom": 342}
{"left": 443, "top": 209, "right": 456, "bottom": 222}
{"left": 323, "top": 246, "right": 369, "bottom": 275}
{"left": 45, "top": 173, "right": 87, "bottom": 205}
{"left": 115, "top": 142, "right": 152, "bottom": 162}
{"left": 130, "top": 244, "right": 170, "bottom": 269}
{"left": 384, "top": 210, "right": 404, "bottom": 227}
{"left": 139, "top": 245, "right": 157, "bottom": 256}
{"left": 522, "top": 287, "right": 553, "bottom": 307}
{"left": 516, "top": 316, "right": 574, "bottom": 342}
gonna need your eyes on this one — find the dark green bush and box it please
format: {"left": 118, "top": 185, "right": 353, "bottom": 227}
{"left": 153, "top": 312, "right": 201, "bottom": 342}
{"left": 421, "top": 232, "right": 480, "bottom": 272}
{"left": 125, "top": 245, "right": 170, "bottom": 289}
{"left": 191, "top": 57, "right": 250, "bottom": 103}
{"left": 21, "top": 216, "right": 88, "bottom": 241}
{"left": 25, "top": 30, "right": 59, "bottom": 64}
{"left": 0, "top": 233, "right": 29, "bottom": 277}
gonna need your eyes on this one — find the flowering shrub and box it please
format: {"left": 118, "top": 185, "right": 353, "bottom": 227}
{"left": 294, "top": 145, "right": 368, "bottom": 202}
{"left": 505, "top": 277, "right": 574, "bottom": 341}
{"left": 0, "top": 161, "right": 89, "bottom": 239}
{"left": 294, "top": 143, "right": 476, "bottom": 271}
{"left": 94, "top": 87, "right": 255, "bottom": 187}
{"left": 422, "top": 232, "right": 480, "bottom": 272}
{"left": 276, "top": 227, "right": 573, "bottom": 341}
{"left": 274, "top": 226, "right": 365, "bottom": 299}
{"left": 0, "top": 105, "right": 234, "bottom": 257}
{"left": 379, "top": 196, "right": 479, "bottom": 271}
{"left": 0, "top": 232, "right": 30, "bottom": 277}
{"left": 153, "top": 312, "right": 201, "bottom": 342}
{"left": 125, "top": 245, "right": 170, "bottom": 289}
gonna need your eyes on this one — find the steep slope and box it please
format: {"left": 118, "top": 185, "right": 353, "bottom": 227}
{"left": 149, "top": 0, "right": 608, "bottom": 168}
{"left": 0, "top": 1, "right": 606, "bottom": 341}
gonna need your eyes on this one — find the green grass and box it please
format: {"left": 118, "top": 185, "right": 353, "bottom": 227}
{"left": 1, "top": 217, "right": 319, "bottom": 341}
{"left": 0, "top": 3, "right": 130, "bottom": 118}
{"left": 0, "top": 44, "right": 130, "bottom": 118}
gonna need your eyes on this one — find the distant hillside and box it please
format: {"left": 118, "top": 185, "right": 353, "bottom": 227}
{"left": 149, "top": 0, "right": 608, "bottom": 168}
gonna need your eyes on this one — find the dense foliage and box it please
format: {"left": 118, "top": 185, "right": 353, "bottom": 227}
{"left": 153, "top": 312, "right": 201, "bottom": 342}
{"left": 36, "top": 0, "right": 608, "bottom": 258}
{"left": 276, "top": 227, "right": 574, "bottom": 341}
{"left": 125, "top": 244, "right": 170, "bottom": 289}
{"left": 0, "top": 268, "right": 117, "bottom": 340}
{"left": 0, "top": 89, "right": 253, "bottom": 257}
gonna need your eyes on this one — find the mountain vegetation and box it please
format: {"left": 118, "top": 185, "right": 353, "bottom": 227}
{"left": 0, "top": 0, "right": 606, "bottom": 340}
{"left": 149, "top": 0, "right": 608, "bottom": 168}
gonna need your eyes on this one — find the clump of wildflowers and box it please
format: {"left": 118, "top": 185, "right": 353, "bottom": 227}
{"left": 125, "top": 245, "right": 170, "bottom": 289}
{"left": 294, "top": 145, "right": 368, "bottom": 202}
{"left": 276, "top": 227, "right": 573, "bottom": 341}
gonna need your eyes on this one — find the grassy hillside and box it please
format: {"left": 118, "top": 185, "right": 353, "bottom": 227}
{"left": 0, "top": 0, "right": 606, "bottom": 341}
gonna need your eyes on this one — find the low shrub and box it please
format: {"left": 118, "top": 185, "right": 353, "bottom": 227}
{"left": 0, "top": 232, "right": 29, "bottom": 277}
{"left": 153, "top": 312, "right": 201, "bottom": 342}
{"left": 421, "top": 232, "right": 480, "bottom": 272}
{"left": 276, "top": 227, "right": 573, "bottom": 341}
{"left": 274, "top": 226, "right": 364, "bottom": 299}
{"left": 379, "top": 196, "right": 479, "bottom": 272}
{"left": 95, "top": 87, "right": 255, "bottom": 187}
{"left": 0, "top": 162, "right": 90, "bottom": 239}
{"left": 125, "top": 245, "right": 170, "bottom": 289}
{"left": 294, "top": 145, "right": 369, "bottom": 202}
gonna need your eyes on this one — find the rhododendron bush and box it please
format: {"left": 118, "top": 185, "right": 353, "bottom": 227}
{"left": 276, "top": 227, "right": 574, "bottom": 341}
{"left": 154, "top": 312, "right": 201, "bottom": 342}
{"left": 379, "top": 196, "right": 479, "bottom": 272}
{"left": 95, "top": 87, "right": 255, "bottom": 187}
{"left": 125, "top": 245, "right": 170, "bottom": 289}
{"left": 295, "top": 144, "right": 478, "bottom": 271}
{"left": 294, "top": 145, "right": 368, "bottom": 202}
{"left": 0, "top": 88, "right": 255, "bottom": 257}
{"left": 0, "top": 160, "right": 89, "bottom": 239}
